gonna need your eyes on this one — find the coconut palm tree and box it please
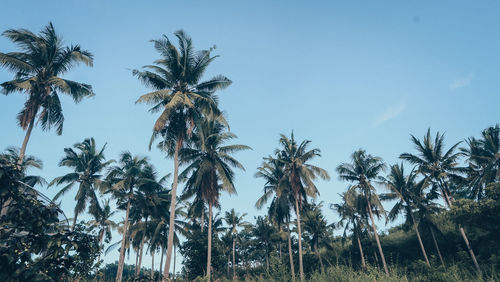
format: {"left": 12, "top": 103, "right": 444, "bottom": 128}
{"left": 400, "top": 129, "right": 482, "bottom": 275}
{"left": 255, "top": 156, "right": 296, "bottom": 281}
{"left": 224, "top": 208, "right": 248, "bottom": 279}
{"left": 88, "top": 199, "right": 117, "bottom": 264}
{"left": 105, "top": 152, "right": 150, "bottom": 282}
{"left": 336, "top": 149, "right": 389, "bottom": 274}
{"left": 380, "top": 163, "right": 431, "bottom": 266}
{"left": 331, "top": 189, "right": 369, "bottom": 269}
{"left": 275, "top": 133, "right": 330, "bottom": 281}
{"left": 50, "top": 138, "right": 111, "bottom": 230}
{"left": 179, "top": 115, "right": 249, "bottom": 281}
{"left": 252, "top": 216, "right": 277, "bottom": 273}
{"left": 461, "top": 125, "right": 500, "bottom": 200}
{"left": 0, "top": 23, "right": 94, "bottom": 163}
{"left": 302, "top": 201, "right": 332, "bottom": 273}
{"left": 134, "top": 30, "right": 231, "bottom": 280}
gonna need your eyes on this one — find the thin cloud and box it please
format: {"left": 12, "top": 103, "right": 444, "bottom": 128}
{"left": 449, "top": 73, "right": 473, "bottom": 90}
{"left": 373, "top": 101, "right": 407, "bottom": 127}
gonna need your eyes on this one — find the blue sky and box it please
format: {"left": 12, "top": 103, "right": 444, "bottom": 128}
{"left": 1, "top": 0, "right": 499, "bottom": 273}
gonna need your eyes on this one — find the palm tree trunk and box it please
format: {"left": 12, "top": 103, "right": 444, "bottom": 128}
{"left": 315, "top": 243, "right": 324, "bottom": 273}
{"left": 201, "top": 209, "right": 205, "bottom": 232}
{"left": 414, "top": 223, "right": 430, "bottom": 266}
{"left": 439, "top": 180, "right": 481, "bottom": 275}
{"left": 137, "top": 217, "right": 148, "bottom": 275}
{"left": 173, "top": 244, "right": 176, "bottom": 281}
{"left": 232, "top": 237, "right": 236, "bottom": 280}
{"left": 97, "top": 229, "right": 105, "bottom": 264}
{"left": 71, "top": 214, "right": 78, "bottom": 231}
{"left": 159, "top": 246, "right": 165, "bottom": 281}
{"left": 151, "top": 250, "right": 155, "bottom": 280}
{"left": 163, "top": 137, "right": 182, "bottom": 281}
{"left": 287, "top": 221, "right": 296, "bottom": 282}
{"left": 410, "top": 213, "right": 430, "bottom": 266}
{"left": 18, "top": 113, "right": 37, "bottom": 164}
{"left": 207, "top": 201, "right": 213, "bottom": 281}
{"left": 429, "top": 227, "right": 445, "bottom": 267}
{"left": 356, "top": 233, "right": 366, "bottom": 269}
{"left": 137, "top": 231, "right": 146, "bottom": 276}
{"left": 366, "top": 196, "right": 389, "bottom": 275}
{"left": 459, "top": 226, "right": 482, "bottom": 276}
{"left": 294, "top": 197, "right": 304, "bottom": 281}
{"left": 116, "top": 199, "right": 132, "bottom": 282}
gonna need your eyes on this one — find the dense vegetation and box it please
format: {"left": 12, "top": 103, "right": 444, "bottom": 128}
{"left": 0, "top": 23, "right": 499, "bottom": 281}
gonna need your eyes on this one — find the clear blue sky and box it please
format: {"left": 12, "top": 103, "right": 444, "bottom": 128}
{"left": 1, "top": 0, "right": 499, "bottom": 273}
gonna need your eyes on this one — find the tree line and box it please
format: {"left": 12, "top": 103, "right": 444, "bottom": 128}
{"left": 0, "top": 23, "right": 498, "bottom": 281}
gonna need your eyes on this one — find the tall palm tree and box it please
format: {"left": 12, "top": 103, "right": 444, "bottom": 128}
{"left": 275, "top": 133, "right": 330, "bottom": 281}
{"left": 50, "top": 138, "right": 111, "bottom": 230}
{"left": 336, "top": 149, "right": 389, "bottom": 274}
{"left": 380, "top": 163, "right": 431, "bottom": 266}
{"left": 255, "top": 156, "right": 296, "bottom": 281}
{"left": 105, "top": 152, "right": 150, "bottom": 282}
{"left": 134, "top": 31, "right": 231, "bottom": 280}
{"left": 0, "top": 23, "right": 94, "bottom": 163}
{"left": 400, "top": 129, "right": 482, "bottom": 274}
{"left": 331, "top": 189, "right": 369, "bottom": 269}
{"left": 179, "top": 115, "right": 249, "bottom": 281}
{"left": 461, "top": 125, "right": 500, "bottom": 200}
{"left": 224, "top": 208, "right": 248, "bottom": 279}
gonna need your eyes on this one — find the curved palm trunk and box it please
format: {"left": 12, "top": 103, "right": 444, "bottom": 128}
{"left": 287, "top": 222, "right": 295, "bottom": 282}
{"left": 294, "top": 197, "right": 304, "bottom": 281}
{"left": 439, "top": 181, "right": 481, "bottom": 275}
{"left": 232, "top": 237, "right": 236, "bottom": 280}
{"left": 207, "top": 201, "right": 213, "bottom": 281}
{"left": 71, "top": 214, "right": 78, "bottom": 231}
{"left": 159, "top": 246, "right": 165, "bottom": 281}
{"left": 366, "top": 197, "right": 389, "bottom": 275}
{"left": 18, "top": 113, "right": 37, "bottom": 164}
{"left": 163, "top": 137, "right": 182, "bottom": 281}
{"left": 356, "top": 232, "right": 366, "bottom": 269}
{"left": 429, "top": 227, "right": 445, "bottom": 267}
{"left": 314, "top": 243, "right": 324, "bottom": 273}
{"left": 116, "top": 199, "right": 132, "bottom": 282}
{"left": 409, "top": 213, "right": 430, "bottom": 266}
{"left": 96, "top": 229, "right": 105, "bottom": 264}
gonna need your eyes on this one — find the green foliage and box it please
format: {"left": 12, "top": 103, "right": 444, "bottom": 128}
{"left": 0, "top": 155, "right": 99, "bottom": 281}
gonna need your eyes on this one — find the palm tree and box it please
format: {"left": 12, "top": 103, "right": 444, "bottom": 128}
{"left": 275, "top": 133, "right": 330, "bottom": 281}
{"left": 302, "top": 201, "right": 332, "bottom": 273}
{"left": 134, "top": 31, "right": 231, "bottom": 280}
{"left": 252, "top": 216, "right": 276, "bottom": 273}
{"left": 0, "top": 23, "right": 94, "bottom": 163}
{"left": 50, "top": 138, "right": 111, "bottom": 230}
{"left": 336, "top": 149, "right": 389, "bottom": 274}
{"left": 400, "top": 129, "right": 482, "bottom": 274}
{"left": 179, "top": 115, "right": 249, "bottom": 281}
{"left": 255, "top": 156, "right": 296, "bottom": 281}
{"left": 331, "top": 189, "right": 369, "bottom": 269}
{"left": 224, "top": 208, "right": 248, "bottom": 279}
{"left": 380, "top": 163, "right": 431, "bottom": 266}
{"left": 461, "top": 125, "right": 500, "bottom": 200}
{"left": 88, "top": 199, "right": 117, "bottom": 264}
{"left": 105, "top": 152, "right": 150, "bottom": 282}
